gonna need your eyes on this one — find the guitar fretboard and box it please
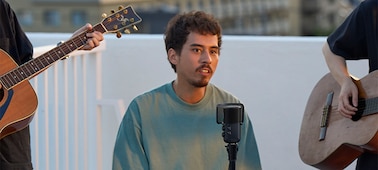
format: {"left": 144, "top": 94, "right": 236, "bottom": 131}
{"left": 360, "top": 97, "right": 378, "bottom": 116}
{"left": 0, "top": 24, "right": 106, "bottom": 90}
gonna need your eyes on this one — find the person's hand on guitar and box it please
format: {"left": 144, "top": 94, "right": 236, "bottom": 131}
{"left": 72, "top": 23, "right": 104, "bottom": 50}
{"left": 323, "top": 43, "right": 358, "bottom": 119}
{"left": 338, "top": 77, "right": 359, "bottom": 119}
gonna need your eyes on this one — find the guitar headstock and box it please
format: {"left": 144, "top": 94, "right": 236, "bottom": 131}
{"left": 101, "top": 5, "right": 142, "bottom": 38}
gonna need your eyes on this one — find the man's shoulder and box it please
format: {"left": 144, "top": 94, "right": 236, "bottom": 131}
{"left": 363, "top": 0, "right": 377, "bottom": 7}
{"left": 134, "top": 82, "right": 171, "bottom": 100}
{"left": 0, "top": 0, "right": 11, "bottom": 15}
{"left": 208, "top": 83, "right": 240, "bottom": 101}
{"left": 209, "top": 83, "right": 233, "bottom": 95}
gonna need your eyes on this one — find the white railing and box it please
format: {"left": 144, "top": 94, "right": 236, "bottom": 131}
{"left": 30, "top": 41, "right": 125, "bottom": 170}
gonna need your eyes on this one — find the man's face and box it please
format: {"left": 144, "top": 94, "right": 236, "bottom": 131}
{"left": 170, "top": 32, "right": 220, "bottom": 88}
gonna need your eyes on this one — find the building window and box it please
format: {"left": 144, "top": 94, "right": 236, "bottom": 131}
{"left": 71, "top": 10, "right": 87, "bottom": 27}
{"left": 17, "top": 10, "right": 33, "bottom": 26}
{"left": 44, "top": 10, "right": 61, "bottom": 26}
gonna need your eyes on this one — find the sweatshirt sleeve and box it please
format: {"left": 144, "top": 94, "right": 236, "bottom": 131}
{"left": 112, "top": 100, "right": 149, "bottom": 170}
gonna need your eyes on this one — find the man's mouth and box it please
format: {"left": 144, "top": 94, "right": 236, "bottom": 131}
{"left": 197, "top": 65, "right": 212, "bottom": 74}
{"left": 200, "top": 69, "right": 210, "bottom": 73}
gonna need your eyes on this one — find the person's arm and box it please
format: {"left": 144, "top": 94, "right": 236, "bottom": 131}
{"left": 322, "top": 43, "right": 358, "bottom": 118}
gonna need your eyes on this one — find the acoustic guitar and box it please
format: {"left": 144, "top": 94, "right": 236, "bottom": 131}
{"left": 0, "top": 5, "right": 142, "bottom": 139}
{"left": 298, "top": 70, "right": 378, "bottom": 170}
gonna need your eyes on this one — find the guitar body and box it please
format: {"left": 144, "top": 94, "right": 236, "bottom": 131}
{"left": 299, "top": 71, "right": 378, "bottom": 170}
{"left": 0, "top": 49, "right": 38, "bottom": 139}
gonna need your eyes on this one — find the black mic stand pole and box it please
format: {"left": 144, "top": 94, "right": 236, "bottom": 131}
{"left": 226, "top": 142, "right": 238, "bottom": 170}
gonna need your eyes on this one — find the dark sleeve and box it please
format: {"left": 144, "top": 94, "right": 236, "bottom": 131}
{"left": 0, "top": 0, "right": 33, "bottom": 65}
{"left": 326, "top": 0, "right": 372, "bottom": 60}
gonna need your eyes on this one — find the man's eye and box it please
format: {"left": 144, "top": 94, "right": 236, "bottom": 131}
{"left": 211, "top": 50, "right": 219, "bottom": 55}
{"left": 193, "top": 48, "right": 201, "bottom": 53}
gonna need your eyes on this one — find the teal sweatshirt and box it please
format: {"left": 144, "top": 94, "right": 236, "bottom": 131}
{"left": 113, "top": 82, "right": 261, "bottom": 170}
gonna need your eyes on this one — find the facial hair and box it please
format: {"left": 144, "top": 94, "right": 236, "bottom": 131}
{"left": 191, "top": 64, "right": 213, "bottom": 87}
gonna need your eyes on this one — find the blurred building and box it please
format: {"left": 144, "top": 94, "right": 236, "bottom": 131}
{"left": 7, "top": 0, "right": 141, "bottom": 33}
{"left": 301, "top": 0, "right": 358, "bottom": 35}
{"left": 134, "top": 0, "right": 301, "bottom": 35}
{"left": 8, "top": 0, "right": 356, "bottom": 35}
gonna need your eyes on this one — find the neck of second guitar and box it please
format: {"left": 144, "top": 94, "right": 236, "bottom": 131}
{"left": 0, "top": 24, "right": 105, "bottom": 90}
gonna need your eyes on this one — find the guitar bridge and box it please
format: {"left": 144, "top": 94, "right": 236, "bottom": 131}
{"left": 319, "top": 92, "right": 333, "bottom": 141}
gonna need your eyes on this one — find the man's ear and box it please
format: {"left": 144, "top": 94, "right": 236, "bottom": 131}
{"left": 167, "top": 48, "right": 178, "bottom": 64}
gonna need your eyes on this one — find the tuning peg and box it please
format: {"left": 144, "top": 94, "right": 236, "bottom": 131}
{"left": 123, "top": 9, "right": 129, "bottom": 15}
{"left": 118, "top": 5, "right": 124, "bottom": 10}
{"left": 111, "top": 9, "right": 115, "bottom": 14}
{"left": 101, "top": 13, "right": 107, "bottom": 18}
{"left": 124, "top": 29, "right": 131, "bottom": 34}
{"left": 116, "top": 31, "right": 122, "bottom": 38}
{"left": 132, "top": 25, "right": 138, "bottom": 31}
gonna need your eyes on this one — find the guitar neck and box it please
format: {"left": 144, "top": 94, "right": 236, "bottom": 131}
{"left": 0, "top": 5, "right": 142, "bottom": 90}
{"left": 360, "top": 97, "right": 378, "bottom": 117}
{"left": 0, "top": 24, "right": 106, "bottom": 90}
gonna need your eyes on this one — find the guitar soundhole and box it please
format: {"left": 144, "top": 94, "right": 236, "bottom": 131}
{"left": 351, "top": 99, "right": 366, "bottom": 121}
{"left": 0, "top": 86, "right": 3, "bottom": 102}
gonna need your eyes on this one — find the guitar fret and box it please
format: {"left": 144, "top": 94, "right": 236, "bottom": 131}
{"left": 21, "top": 63, "right": 33, "bottom": 76}
{"left": 94, "top": 24, "right": 106, "bottom": 33}
{"left": 362, "top": 97, "right": 378, "bottom": 116}
{"left": 4, "top": 73, "right": 15, "bottom": 87}
{"left": 6, "top": 75, "right": 13, "bottom": 88}
{"left": 0, "top": 77, "right": 9, "bottom": 89}
{"left": 14, "top": 71, "right": 22, "bottom": 82}
{"left": 44, "top": 52, "right": 54, "bottom": 64}
{"left": 30, "top": 61, "right": 40, "bottom": 73}
{"left": 40, "top": 53, "right": 51, "bottom": 66}
{"left": 7, "top": 72, "right": 17, "bottom": 85}
{"left": 63, "top": 42, "right": 73, "bottom": 52}
{"left": 24, "top": 62, "right": 35, "bottom": 76}
{"left": 0, "top": 77, "right": 6, "bottom": 89}
{"left": 34, "top": 58, "right": 44, "bottom": 71}
{"left": 67, "top": 39, "right": 79, "bottom": 49}
{"left": 2, "top": 75, "right": 10, "bottom": 88}
{"left": 18, "top": 67, "right": 28, "bottom": 80}
{"left": 76, "top": 34, "right": 87, "bottom": 47}
{"left": 38, "top": 55, "right": 49, "bottom": 68}
{"left": 47, "top": 51, "right": 58, "bottom": 63}
{"left": 7, "top": 71, "right": 18, "bottom": 84}
{"left": 11, "top": 70, "right": 23, "bottom": 83}
{"left": 40, "top": 56, "right": 49, "bottom": 68}
{"left": 57, "top": 46, "right": 68, "bottom": 58}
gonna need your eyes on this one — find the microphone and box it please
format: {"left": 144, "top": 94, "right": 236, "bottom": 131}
{"left": 216, "top": 103, "right": 244, "bottom": 143}
{"left": 216, "top": 103, "right": 244, "bottom": 170}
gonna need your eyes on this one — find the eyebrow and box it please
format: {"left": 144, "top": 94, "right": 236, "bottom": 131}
{"left": 190, "top": 43, "right": 219, "bottom": 50}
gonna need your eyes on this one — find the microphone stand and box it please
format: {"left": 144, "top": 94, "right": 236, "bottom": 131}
{"left": 226, "top": 143, "right": 238, "bottom": 170}
{"left": 216, "top": 103, "right": 244, "bottom": 170}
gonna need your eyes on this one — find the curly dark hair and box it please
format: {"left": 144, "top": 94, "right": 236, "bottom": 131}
{"left": 164, "top": 11, "right": 222, "bottom": 72}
